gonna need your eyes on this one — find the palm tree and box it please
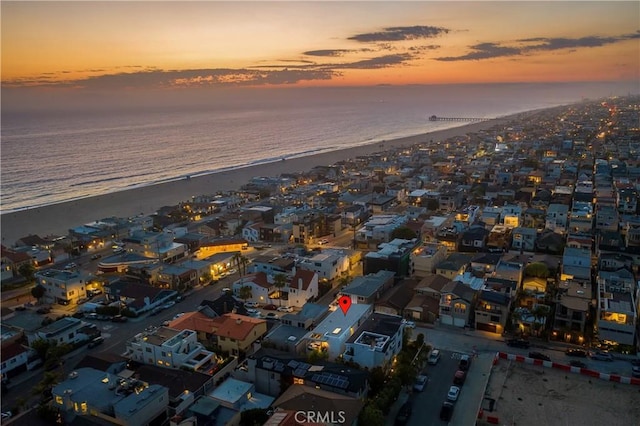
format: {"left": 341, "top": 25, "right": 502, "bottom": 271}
{"left": 240, "top": 255, "right": 250, "bottom": 276}
{"left": 273, "top": 273, "right": 287, "bottom": 306}
{"left": 238, "top": 286, "right": 253, "bottom": 303}
{"left": 531, "top": 304, "right": 550, "bottom": 337}
{"left": 232, "top": 252, "right": 243, "bottom": 277}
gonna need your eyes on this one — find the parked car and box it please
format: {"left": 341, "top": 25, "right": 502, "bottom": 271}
{"left": 440, "top": 402, "right": 454, "bottom": 421}
{"left": 506, "top": 338, "right": 531, "bottom": 349}
{"left": 1, "top": 411, "right": 13, "bottom": 421}
{"left": 163, "top": 301, "right": 176, "bottom": 309}
{"left": 265, "top": 313, "right": 279, "bottom": 320}
{"left": 413, "top": 375, "right": 428, "bottom": 392}
{"left": 632, "top": 364, "right": 640, "bottom": 378}
{"left": 458, "top": 354, "right": 471, "bottom": 371}
{"left": 591, "top": 351, "right": 613, "bottom": 361}
{"left": 90, "top": 254, "right": 102, "bottom": 260}
{"left": 566, "top": 348, "right": 588, "bottom": 358}
{"left": 36, "top": 306, "right": 51, "bottom": 314}
{"left": 246, "top": 308, "right": 259, "bottom": 315}
{"left": 64, "top": 262, "right": 78, "bottom": 270}
{"left": 111, "top": 315, "right": 128, "bottom": 323}
{"left": 88, "top": 336, "right": 105, "bottom": 348}
{"left": 395, "top": 401, "right": 413, "bottom": 426}
{"left": 221, "top": 288, "right": 232, "bottom": 293}
{"left": 453, "top": 370, "right": 467, "bottom": 385}
{"left": 277, "top": 306, "right": 294, "bottom": 313}
{"left": 447, "top": 385, "right": 461, "bottom": 402}
{"left": 244, "top": 301, "right": 259, "bottom": 308}
{"left": 263, "top": 304, "right": 278, "bottom": 311}
{"left": 569, "top": 360, "right": 587, "bottom": 368}
{"left": 427, "top": 349, "right": 441, "bottom": 365}
{"left": 402, "top": 319, "right": 416, "bottom": 329}
{"left": 528, "top": 352, "right": 551, "bottom": 361}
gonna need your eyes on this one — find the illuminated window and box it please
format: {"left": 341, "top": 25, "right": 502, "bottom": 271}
{"left": 293, "top": 378, "right": 305, "bottom": 385}
{"left": 55, "top": 396, "right": 63, "bottom": 405}
{"left": 332, "top": 328, "right": 342, "bottom": 334}
{"left": 80, "top": 402, "right": 88, "bottom": 414}
{"left": 247, "top": 392, "right": 252, "bottom": 400}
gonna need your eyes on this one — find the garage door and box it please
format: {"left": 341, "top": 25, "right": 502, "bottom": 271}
{"left": 453, "top": 317, "right": 466, "bottom": 327}
{"left": 476, "top": 323, "right": 497, "bottom": 333}
{"left": 440, "top": 315, "right": 453, "bottom": 326}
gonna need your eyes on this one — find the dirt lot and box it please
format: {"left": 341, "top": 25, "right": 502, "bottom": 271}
{"left": 479, "top": 360, "right": 640, "bottom": 426}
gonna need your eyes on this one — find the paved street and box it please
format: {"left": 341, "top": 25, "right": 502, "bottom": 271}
{"left": 1, "top": 273, "right": 237, "bottom": 413}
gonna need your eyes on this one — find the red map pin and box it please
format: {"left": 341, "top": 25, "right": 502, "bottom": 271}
{"left": 338, "top": 295, "right": 352, "bottom": 315}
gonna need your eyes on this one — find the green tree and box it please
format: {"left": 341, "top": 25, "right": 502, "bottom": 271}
{"left": 200, "top": 272, "right": 212, "bottom": 286}
{"left": 273, "top": 273, "right": 287, "bottom": 306}
{"left": 391, "top": 226, "right": 418, "bottom": 240}
{"left": 238, "top": 286, "right": 253, "bottom": 303}
{"left": 31, "top": 285, "right": 46, "bottom": 303}
{"left": 359, "top": 404, "right": 385, "bottom": 426}
{"left": 415, "top": 332, "right": 425, "bottom": 348}
{"left": 525, "top": 262, "right": 550, "bottom": 278}
{"left": 368, "top": 366, "right": 387, "bottom": 397}
{"left": 240, "top": 408, "right": 270, "bottom": 426}
{"left": 30, "top": 339, "right": 51, "bottom": 360}
{"left": 18, "top": 263, "right": 36, "bottom": 282}
{"left": 307, "top": 349, "right": 328, "bottom": 363}
{"left": 531, "top": 304, "right": 550, "bottom": 335}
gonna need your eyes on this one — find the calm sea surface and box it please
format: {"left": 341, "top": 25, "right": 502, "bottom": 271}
{"left": 0, "top": 83, "right": 628, "bottom": 213}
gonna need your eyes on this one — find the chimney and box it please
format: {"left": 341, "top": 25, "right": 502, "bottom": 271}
{"left": 236, "top": 318, "right": 242, "bottom": 325}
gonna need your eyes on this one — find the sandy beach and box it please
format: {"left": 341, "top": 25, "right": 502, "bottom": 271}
{"left": 0, "top": 115, "right": 520, "bottom": 246}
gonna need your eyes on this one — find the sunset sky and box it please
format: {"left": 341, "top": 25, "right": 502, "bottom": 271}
{"left": 2, "top": 1, "right": 638, "bottom": 97}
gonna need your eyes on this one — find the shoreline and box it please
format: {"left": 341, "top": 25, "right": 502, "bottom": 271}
{"left": 0, "top": 113, "right": 526, "bottom": 246}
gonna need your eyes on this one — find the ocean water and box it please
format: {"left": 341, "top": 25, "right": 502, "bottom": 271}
{"left": 0, "top": 83, "right": 631, "bottom": 213}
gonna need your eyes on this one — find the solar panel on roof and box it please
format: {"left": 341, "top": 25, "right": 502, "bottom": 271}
{"left": 288, "top": 360, "right": 300, "bottom": 368}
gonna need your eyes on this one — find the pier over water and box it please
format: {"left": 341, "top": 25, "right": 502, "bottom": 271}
{"left": 429, "top": 115, "right": 493, "bottom": 122}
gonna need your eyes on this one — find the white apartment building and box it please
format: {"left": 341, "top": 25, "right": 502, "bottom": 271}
{"left": 126, "top": 327, "right": 215, "bottom": 373}
{"left": 342, "top": 312, "right": 404, "bottom": 370}
{"left": 34, "top": 269, "right": 88, "bottom": 305}
{"left": 297, "top": 249, "right": 350, "bottom": 282}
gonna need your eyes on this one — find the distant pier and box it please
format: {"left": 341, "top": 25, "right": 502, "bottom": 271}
{"left": 429, "top": 115, "right": 493, "bottom": 122}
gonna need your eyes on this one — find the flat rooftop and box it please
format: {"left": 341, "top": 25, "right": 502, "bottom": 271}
{"left": 208, "top": 377, "right": 252, "bottom": 405}
{"left": 140, "top": 327, "right": 182, "bottom": 346}
{"left": 310, "top": 304, "right": 371, "bottom": 341}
